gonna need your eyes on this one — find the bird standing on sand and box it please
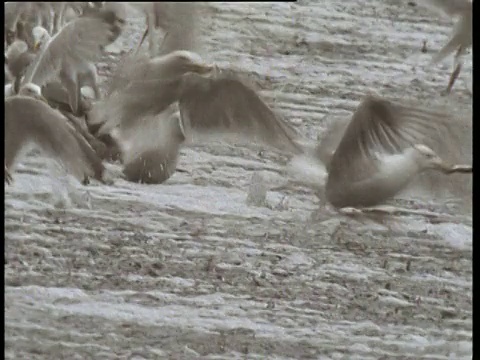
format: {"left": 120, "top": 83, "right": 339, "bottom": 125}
{"left": 20, "top": 5, "right": 125, "bottom": 115}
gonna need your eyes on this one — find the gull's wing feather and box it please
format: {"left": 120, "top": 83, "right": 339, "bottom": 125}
{"left": 7, "top": 51, "right": 36, "bottom": 79}
{"left": 42, "top": 81, "right": 92, "bottom": 115}
{"left": 90, "top": 76, "right": 183, "bottom": 135}
{"left": 313, "top": 114, "right": 351, "bottom": 167}
{"left": 90, "top": 52, "right": 184, "bottom": 133}
{"left": 178, "top": 72, "right": 305, "bottom": 155}
{"left": 104, "top": 52, "right": 151, "bottom": 95}
{"left": 22, "top": 17, "right": 112, "bottom": 86}
{"left": 5, "top": 96, "right": 105, "bottom": 182}
{"left": 328, "top": 95, "right": 454, "bottom": 183}
{"left": 116, "top": 111, "right": 185, "bottom": 185}
{"left": 103, "top": 107, "right": 185, "bottom": 184}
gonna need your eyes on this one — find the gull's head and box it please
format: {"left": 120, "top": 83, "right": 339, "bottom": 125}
{"left": 18, "top": 83, "right": 48, "bottom": 103}
{"left": 412, "top": 144, "right": 449, "bottom": 172}
{"left": 167, "top": 50, "right": 215, "bottom": 75}
{"left": 32, "top": 26, "right": 50, "bottom": 52}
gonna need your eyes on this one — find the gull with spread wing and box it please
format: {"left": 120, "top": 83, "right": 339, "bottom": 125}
{"left": 322, "top": 94, "right": 472, "bottom": 209}
{"left": 89, "top": 50, "right": 305, "bottom": 184}
{"left": 5, "top": 84, "right": 106, "bottom": 185}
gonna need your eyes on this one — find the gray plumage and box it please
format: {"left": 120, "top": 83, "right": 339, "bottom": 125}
{"left": 22, "top": 17, "right": 112, "bottom": 87}
{"left": 92, "top": 51, "right": 303, "bottom": 154}
{"left": 90, "top": 50, "right": 304, "bottom": 184}
{"left": 178, "top": 71, "right": 304, "bottom": 155}
{"left": 5, "top": 2, "right": 53, "bottom": 46}
{"left": 324, "top": 95, "right": 472, "bottom": 208}
{"left": 41, "top": 81, "right": 92, "bottom": 116}
{"left": 21, "top": 14, "right": 120, "bottom": 114}
{"left": 5, "top": 40, "right": 35, "bottom": 85}
{"left": 5, "top": 89, "right": 105, "bottom": 184}
{"left": 121, "top": 112, "right": 185, "bottom": 184}
{"left": 39, "top": 81, "right": 117, "bottom": 161}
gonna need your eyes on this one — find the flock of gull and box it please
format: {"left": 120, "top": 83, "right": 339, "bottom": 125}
{"left": 4, "top": 1, "right": 473, "bottom": 213}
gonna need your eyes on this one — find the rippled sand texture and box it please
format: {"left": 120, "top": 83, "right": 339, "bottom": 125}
{"left": 5, "top": 1, "right": 472, "bottom": 359}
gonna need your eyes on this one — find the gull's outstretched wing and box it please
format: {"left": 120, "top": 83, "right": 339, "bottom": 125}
{"left": 90, "top": 50, "right": 211, "bottom": 135}
{"left": 327, "top": 94, "right": 455, "bottom": 183}
{"left": 178, "top": 72, "right": 305, "bottom": 155}
{"left": 5, "top": 95, "right": 105, "bottom": 183}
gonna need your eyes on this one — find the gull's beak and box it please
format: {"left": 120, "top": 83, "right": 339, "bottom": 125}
{"left": 434, "top": 160, "right": 472, "bottom": 174}
{"left": 432, "top": 159, "right": 454, "bottom": 174}
{"left": 35, "top": 93, "right": 49, "bottom": 104}
{"left": 444, "top": 164, "right": 473, "bottom": 174}
{"left": 33, "top": 41, "right": 40, "bottom": 52}
{"left": 192, "top": 62, "right": 215, "bottom": 75}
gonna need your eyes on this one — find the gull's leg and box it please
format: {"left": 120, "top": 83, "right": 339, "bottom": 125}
{"left": 136, "top": 25, "right": 149, "bottom": 55}
{"left": 5, "top": 134, "right": 22, "bottom": 185}
{"left": 445, "top": 47, "right": 465, "bottom": 94}
{"left": 81, "top": 63, "right": 101, "bottom": 100}
{"left": 61, "top": 70, "right": 81, "bottom": 116}
{"left": 53, "top": 11, "right": 60, "bottom": 34}
{"left": 46, "top": 13, "right": 54, "bottom": 35}
{"left": 147, "top": 13, "right": 156, "bottom": 57}
{"left": 5, "top": 165, "right": 13, "bottom": 185}
{"left": 13, "top": 77, "right": 22, "bottom": 94}
{"left": 56, "top": 3, "right": 67, "bottom": 31}
{"left": 445, "top": 63, "right": 462, "bottom": 94}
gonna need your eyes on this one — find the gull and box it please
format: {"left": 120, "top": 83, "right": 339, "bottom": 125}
{"left": 89, "top": 50, "right": 305, "bottom": 184}
{"left": 5, "top": 2, "right": 33, "bottom": 46}
{"left": 5, "top": 63, "right": 13, "bottom": 84}
{"left": 21, "top": 11, "right": 122, "bottom": 115}
{"left": 31, "top": 25, "right": 101, "bottom": 106}
{"left": 119, "top": 110, "right": 186, "bottom": 184}
{"left": 417, "top": 0, "right": 472, "bottom": 94}
{"left": 5, "top": 2, "right": 54, "bottom": 46}
{"left": 4, "top": 39, "right": 35, "bottom": 91}
{"left": 322, "top": 94, "right": 472, "bottom": 209}
{"left": 5, "top": 84, "right": 106, "bottom": 185}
